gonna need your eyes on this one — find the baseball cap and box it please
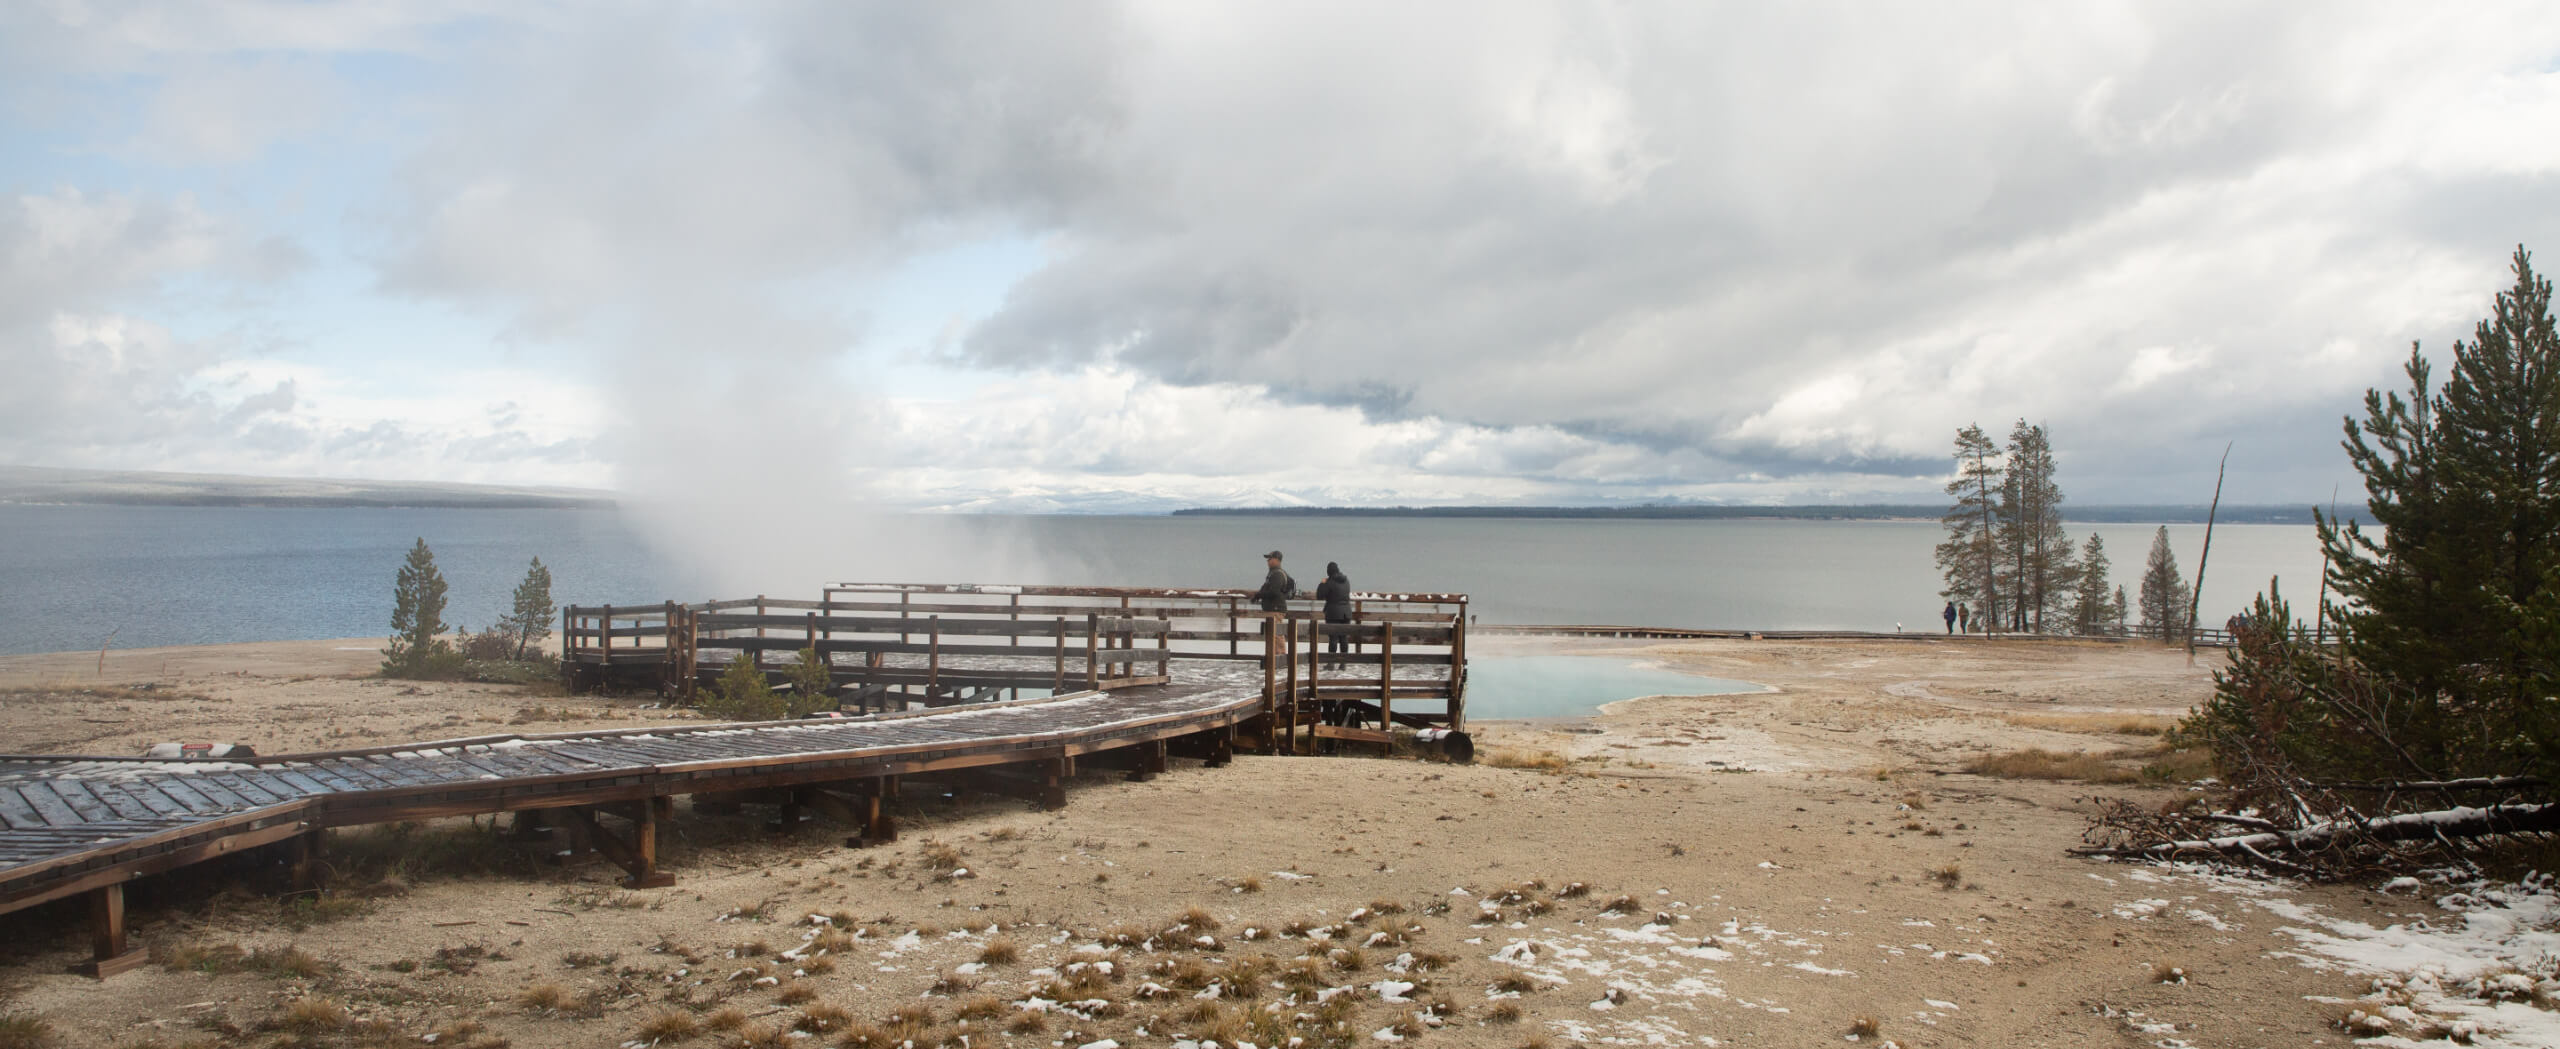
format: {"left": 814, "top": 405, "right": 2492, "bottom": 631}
{"left": 1265, "top": 550, "right": 1284, "bottom": 559}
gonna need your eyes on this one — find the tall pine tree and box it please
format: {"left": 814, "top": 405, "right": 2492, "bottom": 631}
{"left": 2139, "top": 526, "right": 2187, "bottom": 641}
{"left": 1998, "top": 421, "right": 2076, "bottom": 632}
{"left": 2070, "top": 532, "right": 2113, "bottom": 636}
{"left": 2319, "top": 246, "right": 2560, "bottom": 777}
{"left": 1935, "top": 424, "right": 2004, "bottom": 631}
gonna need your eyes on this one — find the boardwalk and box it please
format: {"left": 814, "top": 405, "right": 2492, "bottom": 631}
{"left": 0, "top": 672, "right": 1261, "bottom": 977}
{"left": 2, "top": 581, "right": 1474, "bottom": 978}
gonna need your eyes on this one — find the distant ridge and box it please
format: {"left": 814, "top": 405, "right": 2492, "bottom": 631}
{"left": 0, "top": 465, "right": 614, "bottom": 509}
{"left": 1173, "top": 503, "right": 2353, "bottom": 525}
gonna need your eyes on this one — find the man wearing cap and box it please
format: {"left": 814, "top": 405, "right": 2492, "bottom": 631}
{"left": 1253, "top": 550, "right": 1297, "bottom": 612}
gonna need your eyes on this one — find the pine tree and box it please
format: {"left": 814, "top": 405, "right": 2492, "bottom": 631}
{"left": 2000, "top": 421, "right": 2077, "bottom": 632}
{"left": 702, "top": 654, "right": 785, "bottom": 721}
{"left": 497, "top": 557, "right": 555, "bottom": 661}
{"left": 2139, "top": 526, "right": 2187, "bottom": 641}
{"left": 784, "top": 645, "right": 836, "bottom": 717}
{"left": 2318, "top": 246, "right": 2560, "bottom": 777}
{"left": 383, "top": 538, "right": 460, "bottom": 678}
{"left": 2069, "top": 533, "right": 2113, "bottom": 635}
{"left": 2112, "top": 584, "right": 2130, "bottom": 634}
{"left": 1935, "top": 424, "right": 2005, "bottom": 631}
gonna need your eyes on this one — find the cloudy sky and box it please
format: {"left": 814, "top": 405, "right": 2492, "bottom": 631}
{"left": 5, "top": 1, "right": 2558, "bottom": 512}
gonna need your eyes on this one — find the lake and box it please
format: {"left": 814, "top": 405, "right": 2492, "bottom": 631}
{"left": 0, "top": 506, "right": 2328, "bottom": 655}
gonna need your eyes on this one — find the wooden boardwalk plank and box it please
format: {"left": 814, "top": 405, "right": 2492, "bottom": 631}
{"left": 146, "top": 776, "right": 225, "bottom": 814}
{"left": 0, "top": 787, "right": 47, "bottom": 830}
{"left": 14, "top": 782, "right": 85, "bottom": 827}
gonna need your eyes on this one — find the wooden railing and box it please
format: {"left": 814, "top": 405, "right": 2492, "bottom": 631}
{"left": 563, "top": 599, "right": 1171, "bottom": 703}
{"left": 564, "top": 583, "right": 1471, "bottom": 742}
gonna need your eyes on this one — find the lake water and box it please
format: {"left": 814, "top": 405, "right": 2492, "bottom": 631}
{"left": 1464, "top": 655, "right": 1765, "bottom": 719}
{"left": 0, "top": 506, "right": 2328, "bottom": 656}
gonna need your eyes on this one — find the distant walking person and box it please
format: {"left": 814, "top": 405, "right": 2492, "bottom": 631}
{"left": 1958, "top": 604, "right": 1971, "bottom": 633}
{"left": 1942, "top": 601, "right": 1957, "bottom": 635}
{"left": 1253, "top": 550, "right": 1296, "bottom": 613}
{"left": 1317, "top": 562, "right": 1354, "bottom": 667}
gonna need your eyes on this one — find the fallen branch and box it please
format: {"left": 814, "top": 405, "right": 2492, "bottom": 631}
{"left": 2073, "top": 803, "right": 2560, "bottom": 868}
{"left": 2309, "top": 776, "right": 2546, "bottom": 793}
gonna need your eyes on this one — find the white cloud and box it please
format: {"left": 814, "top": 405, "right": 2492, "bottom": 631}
{"left": 12, "top": 2, "right": 2560, "bottom": 508}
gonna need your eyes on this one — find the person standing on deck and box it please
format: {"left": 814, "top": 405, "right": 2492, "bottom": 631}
{"left": 1254, "top": 550, "right": 1297, "bottom": 613}
{"left": 1317, "top": 561, "right": 1354, "bottom": 668}
{"left": 1942, "top": 600, "right": 1957, "bottom": 635}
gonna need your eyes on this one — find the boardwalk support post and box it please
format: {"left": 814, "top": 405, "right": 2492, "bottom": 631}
{"left": 571, "top": 801, "right": 675, "bottom": 889}
{"left": 83, "top": 883, "right": 146, "bottom": 978}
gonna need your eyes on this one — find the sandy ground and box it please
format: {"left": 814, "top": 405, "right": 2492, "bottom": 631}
{"left": 0, "top": 635, "right": 2447, "bottom": 1047}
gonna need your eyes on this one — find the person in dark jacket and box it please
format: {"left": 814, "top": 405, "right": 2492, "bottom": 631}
{"left": 1253, "top": 550, "right": 1296, "bottom": 612}
{"left": 1316, "top": 561, "right": 1353, "bottom": 667}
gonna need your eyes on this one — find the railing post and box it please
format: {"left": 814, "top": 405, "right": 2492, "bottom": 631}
{"left": 1284, "top": 615, "right": 1299, "bottom": 725}
{"left": 929, "top": 615, "right": 942, "bottom": 695}
{"left": 1261, "top": 615, "right": 1278, "bottom": 736}
{"left": 754, "top": 595, "right": 766, "bottom": 671}
{"left": 1086, "top": 613, "right": 1100, "bottom": 690}
{"left": 1449, "top": 602, "right": 1467, "bottom": 729}
{"left": 602, "top": 603, "right": 613, "bottom": 665}
{"left": 1380, "top": 622, "right": 1396, "bottom": 736}
{"left": 1054, "top": 616, "right": 1067, "bottom": 692}
{"left": 664, "top": 601, "right": 681, "bottom": 694}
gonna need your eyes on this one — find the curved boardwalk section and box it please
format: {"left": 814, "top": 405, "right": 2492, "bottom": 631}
{"left": 0, "top": 677, "right": 1259, "bottom": 977}
{"left": 3, "top": 581, "right": 1470, "bottom": 978}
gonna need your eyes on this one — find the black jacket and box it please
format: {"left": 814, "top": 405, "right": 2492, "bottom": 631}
{"left": 1316, "top": 573, "right": 1352, "bottom": 621}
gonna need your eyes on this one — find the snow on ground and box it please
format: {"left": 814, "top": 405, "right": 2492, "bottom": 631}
{"left": 1476, "top": 897, "right": 2000, "bottom": 1045}
{"left": 2104, "top": 863, "right": 2560, "bottom": 1047}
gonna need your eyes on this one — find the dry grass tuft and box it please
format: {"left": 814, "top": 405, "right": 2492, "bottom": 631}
{"left": 1931, "top": 862, "right": 1964, "bottom": 889}
{"left": 1557, "top": 881, "right": 1590, "bottom": 899}
{"left": 795, "top": 1003, "right": 852, "bottom": 1032}
{"left": 836, "top": 1021, "right": 892, "bottom": 1046}
{"left": 1232, "top": 875, "right": 1263, "bottom": 894}
{"left": 1598, "top": 894, "right": 1637, "bottom": 915}
{"left": 277, "top": 998, "right": 349, "bottom": 1035}
{"left": 951, "top": 995, "right": 1006, "bottom": 1021}
{"left": 2000, "top": 712, "right": 2177, "bottom": 736}
{"left": 732, "top": 1022, "right": 791, "bottom": 1048}
{"left": 634, "top": 1011, "right": 700, "bottom": 1042}
{"left": 1848, "top": 1014, "right": 1882, "bottom": 1038}
{"left": 517, "top": 983, "right": 573, "bottom": 1011}
{"left": 920, "top": 840, "right": 964, "bottom": 871}
{"left": 0, "top": 1012, "right": 55, "bottom": 1049}
{"left": 2154, "top": 962, "right": 2188, "bottom": 984}
{"left": 1482, "top": 747, "right": 1569, "bottom": 772}
{"left": 1175, "top": 905, "right": 1223, "bottom": 931}
{"left": 704, "top": 1006, "right": 749, "bottom": 1031}
{"left": 1492, "top": 973, "right": 1542, "bottom": 995}
{"left": 776, "top": 983, "right": 817, "bottom": 1005}
{"left": 1963, "top": 748, "right": 2140, "bottom": 783}
{"left": 977, "top": 937, "right": 1020, "bottom": 965}
{"left": 1486, "top": 1000, "right": 1523, "bottom": 1024}
{"left": 1004, "top": 1011, "right": 1048, "bottom": 1035}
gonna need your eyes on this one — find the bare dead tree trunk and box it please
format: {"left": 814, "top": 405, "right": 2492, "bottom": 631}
{"left": 2187, "top": 444, "right": 2230, "bottom": 665}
